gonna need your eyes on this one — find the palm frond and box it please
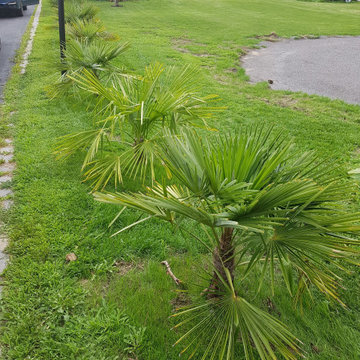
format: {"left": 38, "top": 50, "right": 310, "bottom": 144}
{"left": 173, "top": 275, "right": 301, "bottom": 360}
{"left": 50, "top": 39, "right": 130, "bottom": 98}
{"left": 66, "top": 19, "right": 119, "bottom": 43}
{"left": 54, "top": 129, "right": 109, "bottom": 161}
{"left": 63, "top": 39, "right": 130, "bottom": 73}
{"left": 65, "top": 0, "right": 99, "bottom": 24}
{"left": 93, "top": 127, "right": 360, "bottom": 360}
{"left": 57, "top": 64, "right": 222, "bottom": 188}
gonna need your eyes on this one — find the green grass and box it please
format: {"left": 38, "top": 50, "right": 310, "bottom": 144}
{"left": 1, "top": 0, "right": 360, "bottom": 359}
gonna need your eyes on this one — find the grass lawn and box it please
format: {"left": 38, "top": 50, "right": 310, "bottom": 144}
{"left": 1, "top": 0, "right": 360, "bottom": 358}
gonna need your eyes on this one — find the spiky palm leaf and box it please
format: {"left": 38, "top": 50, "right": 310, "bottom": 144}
{"left": 94, "top": 127, "right": 360, "bottom": 359}
{"left": 56, "top": 63, "right": 222, "bottom": 189}
{"left": 66, "top": 19, "right": 119, "bottom": 43}
{"left": 173, "top": 271, "right": 301, "bottom": 360}
{"left": 65, "top": 0, "right": 99, "bottom": 24}
{"left": 63, "top": 38, "right": 129, "bottom": 74}
{"left": 50, "top": 39, "right": 130, "bottom": 98}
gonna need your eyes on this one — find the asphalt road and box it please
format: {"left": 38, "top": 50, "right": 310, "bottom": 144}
{"left": 0, "top": 6, "right": 35, "bottom": 99}
{"left": 242, "top": 37, "right": 360, "bottom": 105}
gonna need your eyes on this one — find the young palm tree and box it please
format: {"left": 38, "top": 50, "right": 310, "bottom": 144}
{"left": 55, "top": 63, "right": 221, "bottom": 189}
{"left": 94, "top": 128, "right": 360, "bottom": 359}
{"left": 63, "top": 39, "right": 129, "bottom": 76}
{"left": 50, "top": 38, "right": 130, "bottom": 97}
{"left": 65, "top": 0, "right": 99, "bottom": 24}
{"left": 66, "top": 19, "right": 119, "bottom": 43}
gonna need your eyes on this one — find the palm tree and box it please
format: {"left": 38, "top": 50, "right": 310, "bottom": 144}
{"left": 50, "top": 38, "right": 130, "bottom": 97}
{"left": 63, "top": 39, "right": 129, "bottom": 77}
{"left": 65, "top": 0, "right": 99, "bottom": 24}
{"left": 66, "top": 19, "right": 119, "bottom": 43}
{"left": 94, "top": 128, "right": 360, "bottom": 359}
{"left": 55, "top": 63, "right": 221, "bottom": 190}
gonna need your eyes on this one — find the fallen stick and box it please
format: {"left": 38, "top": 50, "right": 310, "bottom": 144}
{"left": 161, "top": 261, "right": 182, "bottom": 285}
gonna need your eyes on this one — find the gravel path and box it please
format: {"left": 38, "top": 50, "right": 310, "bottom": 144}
{"left": 242, "top": 36, "right": 360, "bottom": 105}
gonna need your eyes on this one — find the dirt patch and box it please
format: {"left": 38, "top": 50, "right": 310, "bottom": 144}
{"left": 200, "top": 65, "right": 215, "bottom": 71}
{"left": 263, "top": 297, "right": 281, "bottom": 317}
{"left": 225, "top": 67, "right": 238, "bottom": 74}
{"left": 114, "top": 260, "right": 144, "bottom": 276}
{"left": 214, "top": 74, "right": 232, "bottom": 85}
{"left": 293, "top": 34, "right": 320, "bottom": 40}
{"left": 172, "top": 38, "right": 205, "bottom": 47}
{"left": 272, "top": 96, "right": 299, "bottom": 108}
{"left": 254, "top": 32, "right": 280, "bottom": 42}
{"left": 193, "top": 52, "right": 212, "bottom": 58}
{"left": 173, "top": 45, "right": 191, "bottom": 54}
{"left": 254, "top": 95, "right": 309, "bottom": 113}
{"left": 171, "top": 291, "right": 191, "bottom": 311}
{"left": 310, "top": 343, "right": 321, "bottom": 354}
{"left": 172, "top": 38, "right": 211, "bottom": 57}
{"left": 79, "top": 278, "right": 90, "bottom": 287}
{"left": 353, "top": 147, "right": 360, "bottom": 156}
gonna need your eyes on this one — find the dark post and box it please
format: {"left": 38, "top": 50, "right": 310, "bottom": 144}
{"left": 58, "top": 0, "right": 66, "bottom": 75}
{"left": 112, "top": 0, "right": 123, "bottom": 7}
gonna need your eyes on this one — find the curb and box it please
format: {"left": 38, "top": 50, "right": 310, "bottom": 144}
{"left": 20, "top": 0, "right": 43, "bottom": 74}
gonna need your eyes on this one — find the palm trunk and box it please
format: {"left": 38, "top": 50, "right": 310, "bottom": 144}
{"left": 209, "top": 227, "right": 235, "bottom": 298}
{"left": 112, "top": 0, "right": 123, "bottom": 7}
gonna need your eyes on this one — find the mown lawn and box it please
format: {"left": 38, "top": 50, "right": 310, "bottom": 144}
{"left": 1, "top": 0, "right": 360, "bottom": 359}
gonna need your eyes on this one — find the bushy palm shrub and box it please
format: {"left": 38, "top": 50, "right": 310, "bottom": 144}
{"left": 51, "top": 38, "right": 129, "bottom": 97}
{"left": 55, "top": 63, "right": 221, "bottom": 189}
{"left": 63, "top": 38, "right": 129, "bottom": 74}
{"left": 65, "top": 0, "right": 99, "bottom": 24}
{"left": 94, "top": 127, "right": 360, "bottom": 360}
{"left": 66, "top": 19, "right": 119, "bottom": 42}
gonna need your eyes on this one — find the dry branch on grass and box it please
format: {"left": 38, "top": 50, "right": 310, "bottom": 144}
{"left": 161, "top": 261, "right": 182, "bottom": 285}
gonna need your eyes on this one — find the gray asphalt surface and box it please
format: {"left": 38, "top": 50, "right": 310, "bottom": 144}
{"left": 0, "top": 6, "right": 35, "bottom": 99}
{"left": 242, "top": 37, "right": 360, "bottom": 105}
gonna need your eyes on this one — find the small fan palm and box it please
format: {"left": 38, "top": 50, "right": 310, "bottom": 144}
{"left": 65, "top": 0, "right": 99, "bottom": 24}
{"left": 51, "top": 38, "right": 130, "bottom": 97}
{"left": 55, "top": 63, "right": 222, "bottom": 189}
{"left": 95, "top": 127, "right": 360, "bottom": 360}
{"left": 63, "top": 39, "right": 129, "bottom": 75}
{"left": 66, "top": 19, "right": 119, "bottom": 43}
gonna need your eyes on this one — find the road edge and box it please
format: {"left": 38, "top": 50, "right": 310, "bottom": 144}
{"left": 20, "top": 0, "right": 43, "bottom": 74}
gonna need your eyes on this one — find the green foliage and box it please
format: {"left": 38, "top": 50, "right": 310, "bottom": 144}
{"left": 95, "top": 128, "right": 360, "bottom": 359}
{"left": 173, "top": 276, "right": 300, "bottom": 360}
{"left": 66, "top": 18, "right": 119, "bottom": 42}
{"left": 3, "top": 263, "right": 145, "bottom": 359}
{"left": 55, "top": 63, "right": 221, "bottom": 189}
{"left": 48, "top": 0, "right": 58, "bottom": 8}
{"left": 65, "top": 0, "right": 99, "bottom": 24}
{"left": 63, "top": 38, "right": 129, "bottom": 74}
{"left": 2, "top": 0, "right": 360, "bottom": 359}
{"left": 50, "top": 38, "right": 130, "bottom": 97}
{"left": 50, "top": 0, "right": 127, "bottom": 97}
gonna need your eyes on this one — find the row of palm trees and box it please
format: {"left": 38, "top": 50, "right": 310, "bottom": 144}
{"left": 51, "top": 1, "right": 360, "bottom": 359}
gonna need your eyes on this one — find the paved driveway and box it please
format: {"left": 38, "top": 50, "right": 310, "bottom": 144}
{"left": 242, "top": 37, "right": 360, "bottom": 105}
{"left": 0, "top": 6, "right": 35, "bottom": 99}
